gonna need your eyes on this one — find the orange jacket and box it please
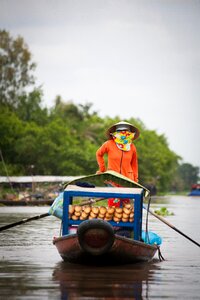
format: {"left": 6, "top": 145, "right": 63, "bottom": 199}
{"left": 96, "top": 139, "right": 138, "bottom": 182}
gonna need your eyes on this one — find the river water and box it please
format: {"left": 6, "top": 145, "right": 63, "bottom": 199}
{"left": 0, "top": 195, "right": 200, "bottom": 299}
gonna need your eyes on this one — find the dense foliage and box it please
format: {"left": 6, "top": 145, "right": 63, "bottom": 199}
{"left": 0, "top": 29, "right": 36, "bottom": 107}
{"left": 0, "top": 30, "right": 199, "bottom": 192}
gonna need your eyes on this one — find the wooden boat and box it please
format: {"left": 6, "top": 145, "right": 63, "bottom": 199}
{"left": 53, "top": 221, "right": 158, "bottom": 265}
{"left": 52, "top": 171, "right": 161, "bottom": 265}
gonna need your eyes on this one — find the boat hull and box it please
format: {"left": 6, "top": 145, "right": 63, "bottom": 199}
{"left": 53, "top": 234, "right": 158, "bottom": 265}
{"left": 188, "top": 191, "right": 200, "bottom": 196}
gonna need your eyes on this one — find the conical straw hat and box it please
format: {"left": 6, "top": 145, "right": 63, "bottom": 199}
{"left": 106, "top": 121, "right": 140, "bottom": 140}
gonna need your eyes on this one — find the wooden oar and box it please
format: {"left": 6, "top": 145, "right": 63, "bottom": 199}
{"left": 0, "top": 212, "right": 49, "bottom": 232}
{"left": 143, "top": 205, "right": 200, "bottom": 248}
{"left": 0, "top": 197, "right": 106, "bottom": 232}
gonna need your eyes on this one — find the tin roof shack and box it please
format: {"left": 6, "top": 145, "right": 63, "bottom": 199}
{"left": 0, "top": 175, "right": 79, "bottom": 205}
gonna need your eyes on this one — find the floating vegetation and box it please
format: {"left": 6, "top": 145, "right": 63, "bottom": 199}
{"left": 154, "top": 207, "right": 174, "bottom": 216}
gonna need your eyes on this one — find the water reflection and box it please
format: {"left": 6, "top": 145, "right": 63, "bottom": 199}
{"left": 0, "top": 260, "right": 58, "bottom": 299}
{"left": 52, "top": 260, "right": 161, "bottom": 299}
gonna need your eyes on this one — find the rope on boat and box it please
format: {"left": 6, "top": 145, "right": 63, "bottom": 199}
{"left": 145, "top": 194, "right": 152, "bottom": 244}
{"left": 157, "top": 245, "right": 165, "bottom": 261}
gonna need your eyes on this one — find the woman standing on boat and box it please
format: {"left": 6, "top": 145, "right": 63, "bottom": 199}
{"left": 96, "top": 121, "right": 140, "bottom": 181}
{"left": 96, "top": 121, "right": 140, "bottom": 207}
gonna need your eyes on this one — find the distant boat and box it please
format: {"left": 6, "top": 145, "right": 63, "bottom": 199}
{"left": 188, "top": 184, "right": 200, "bottom": 196}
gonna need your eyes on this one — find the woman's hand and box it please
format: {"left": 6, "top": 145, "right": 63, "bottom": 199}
{"left": 96, "top": 170, "right": 103, "bottom": 174}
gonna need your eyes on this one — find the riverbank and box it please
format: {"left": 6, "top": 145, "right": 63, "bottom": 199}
{"left": 0, "top": 195, "right": 166, "bottom": 206}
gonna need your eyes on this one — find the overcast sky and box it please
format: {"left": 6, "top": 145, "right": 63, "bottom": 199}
{"left": 1, "top": 0, "right": 200, "bottom": 168}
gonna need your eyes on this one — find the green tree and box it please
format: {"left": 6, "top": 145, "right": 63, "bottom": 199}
{"left": 0, "top": 29, "right": 36, "bottom": 108}
{"left": 0, "top": 106, "right": 24, "bottom": 174}
{"left": 49, "top": 99, "right": 104, "bottom": 174}
{"left": 50, "top": 97, "right": 83, "bottom": 124}
{"left": 136, "top": 129, "right": 179, "bottom": 192}
{"left": 16, "top": 89, "right": 48, "bottom": 126}
{"left": 177, "top": 163, "right": 199, "bottom": 190}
